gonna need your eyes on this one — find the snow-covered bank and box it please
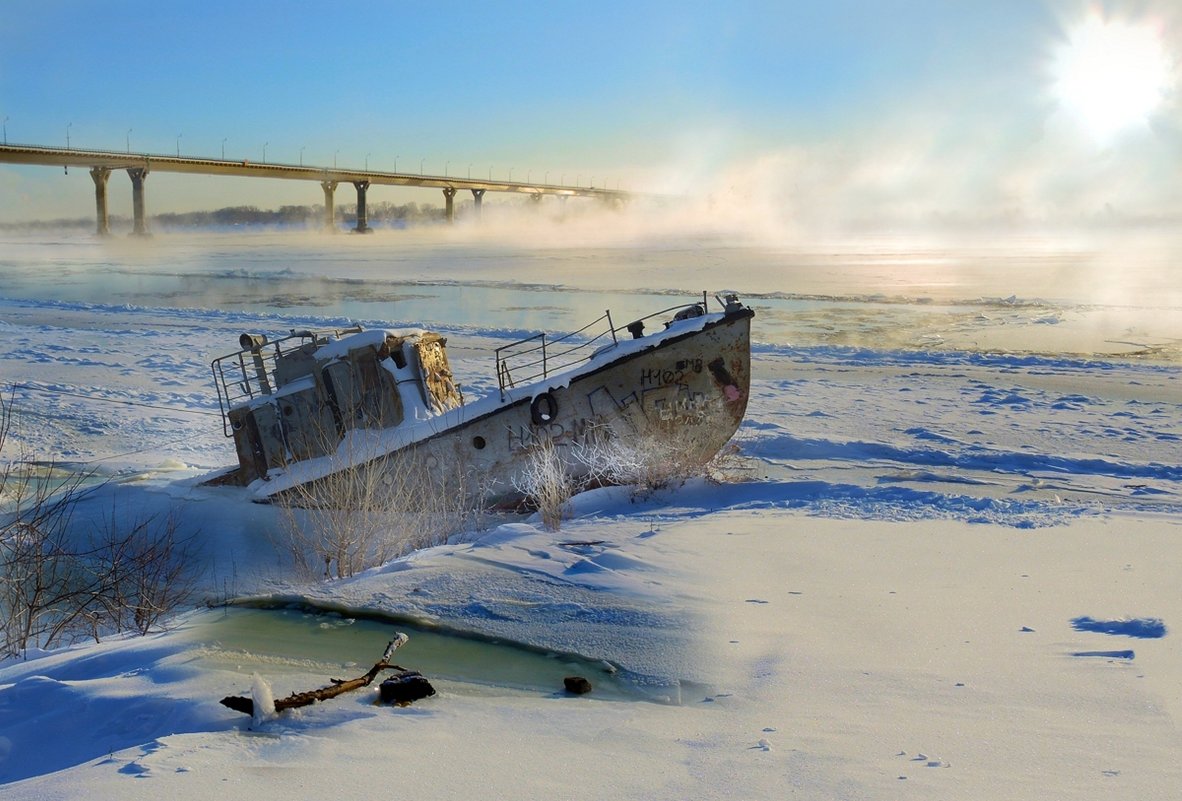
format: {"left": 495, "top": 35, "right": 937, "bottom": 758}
{"left": 3, "top": 361, "right": 1179, "bottom": 799}
{"left": 3, "top": 506, "right": 1180, "bottom": 800}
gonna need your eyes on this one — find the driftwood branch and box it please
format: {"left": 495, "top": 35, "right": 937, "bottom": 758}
{"left": 221, "top": 633, "right": 428, "bottom": 716}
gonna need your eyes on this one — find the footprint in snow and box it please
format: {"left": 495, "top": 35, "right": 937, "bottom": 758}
{"left": 910, "top": 753, "right": 948, "bottom": 768}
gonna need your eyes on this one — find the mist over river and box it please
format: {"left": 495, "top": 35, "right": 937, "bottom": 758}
{"left": 2, "top": 227, "right": 1180, "bottom": 362}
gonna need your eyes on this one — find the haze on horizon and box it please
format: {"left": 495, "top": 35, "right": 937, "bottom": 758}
{"left": 1, "top": 0, "right": 1181, "bottom": 242}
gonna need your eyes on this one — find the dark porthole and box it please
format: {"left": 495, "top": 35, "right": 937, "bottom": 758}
{"left": 472, "top": 436, "right": 486, "bottom": 450}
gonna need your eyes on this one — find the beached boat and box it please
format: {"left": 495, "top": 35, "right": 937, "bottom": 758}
{"left": 208, "top": 292, "right": 754, "bottom": 505}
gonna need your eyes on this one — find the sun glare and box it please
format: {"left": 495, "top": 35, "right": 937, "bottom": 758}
{"left": 1052, "top": 11, "right": 1172, "bottom": 140}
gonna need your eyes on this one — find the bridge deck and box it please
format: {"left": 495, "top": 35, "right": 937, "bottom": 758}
{"left": 0, "top": 144, "right": 623, "bottom": 199}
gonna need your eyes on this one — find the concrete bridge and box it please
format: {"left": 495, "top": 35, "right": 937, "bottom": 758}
{"left": 0, "top": 143, "right": 630, "bottom": 234}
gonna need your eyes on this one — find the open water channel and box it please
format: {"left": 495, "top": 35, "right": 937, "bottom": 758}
{"left": 192, "top": 606, "right": 661, "bottom": 703}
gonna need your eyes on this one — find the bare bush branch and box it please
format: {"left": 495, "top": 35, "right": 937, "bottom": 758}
{"left": 89, "top": 509, "right": 201, "bottom": 635}
{"left": 2, "top": 390, "right": 202, "bottom": 657}
{"left": 512, "top": 436, "right": 575, "bottom": 531}
{"left": 276, "top": 442, "right": 486, "bottom": 581}
{"left": 512, "top": 424, "right": 748, "bottom": 532}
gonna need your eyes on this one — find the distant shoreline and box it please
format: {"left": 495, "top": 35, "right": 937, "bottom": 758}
{"left": 0, "top": 201, "right": 448, "bottom": 231}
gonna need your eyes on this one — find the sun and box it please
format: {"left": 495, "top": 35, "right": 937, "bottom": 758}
{"left": 1051, "top": 10, "right": 1172, "bottom": 140}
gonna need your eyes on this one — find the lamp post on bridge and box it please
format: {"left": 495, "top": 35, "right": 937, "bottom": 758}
{"left": 394, "top": 155, "right": 399, "bottom": 172}
{"left": 334, "top": 150, "right": 339, "bottom": 168}
{"left": 126, "top": 129, "right": 132, "bottom": 153}
{"left": 445, "top": 160, "right": 450, "bottom": 177}
{"left": 176, "top": 133, "right": 182, "bottom": 157}
{"left": 365, "top": 152, "right": 370, "bottom": 171}
{"left": 508, "top": 167, "right": 513, "bottom": 182}
{"left": 301, "top": 146, "right": 306, "bottom": 166}
{"left": 3, "top": 117, "right": 8, "bottom": 145}
{"left": 262, "top": 142, "right": 268, "bottom": 163}
{"left": 420, "top": 158, "right": 425, "bottom": 175}
{"left": 468, "top": 164, "right": 472, "bottom": 178}
{"left": 66, "top": 122, "right": 72, "bottom": 149}
{"left": 222, "top": 138, "right": 227, "bottom": 159}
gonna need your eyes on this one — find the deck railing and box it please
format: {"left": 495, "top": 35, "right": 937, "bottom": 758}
{"left": 493, "top": 293, "right": 712, "bottom": 399}
{"left": 494, "top": 312, "right": 618, "bottom": 399}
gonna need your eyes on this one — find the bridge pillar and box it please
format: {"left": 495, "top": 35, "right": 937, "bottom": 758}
{"left": 352, "top": 180, "right": 372, "bottom": 233}
{"left": 529, "top": 192, "right": 543, "bottom": 209}
{"left": 126, "top": 167, "right": 150, "bottom": 236}
{"left": 470, "top": 188, "right": 485, "bottom": 219}
{"left": 442, "top": 186, "right": 456, "bottom": 223}
{"left": 321, "top": 180, "right": 338, "bottom": 231}
{"left": 90, "top": 167, "right": 111, "bottom": 236}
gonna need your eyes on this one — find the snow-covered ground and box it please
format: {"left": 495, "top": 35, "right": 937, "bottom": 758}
{"left": 1, "top": 230, "right": 1180, "bottom": 799}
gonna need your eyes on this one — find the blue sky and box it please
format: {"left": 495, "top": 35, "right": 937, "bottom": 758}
{"left": 1, "top": 1, "right": 1179, "bottom": 228}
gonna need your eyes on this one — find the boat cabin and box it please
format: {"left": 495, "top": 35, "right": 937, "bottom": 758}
{"left": 212, "top": 327, "right": 462, "bottom": 484}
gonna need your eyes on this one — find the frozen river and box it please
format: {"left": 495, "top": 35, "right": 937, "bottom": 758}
{"left": 2, "top": 228, "right": 1178, "bottom": 360}
{"left": 0, "top": 227, "right": 1178, "bottom": 480}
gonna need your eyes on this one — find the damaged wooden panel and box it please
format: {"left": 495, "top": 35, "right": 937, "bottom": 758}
{"left": 414, "top": 333, "right": 463, "bottom": 413}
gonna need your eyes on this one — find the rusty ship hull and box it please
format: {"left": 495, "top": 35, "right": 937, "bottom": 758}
{"left": 210, "top": 297, "right": 754, "bottom": 507}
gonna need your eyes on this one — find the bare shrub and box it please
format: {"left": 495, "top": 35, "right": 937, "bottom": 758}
{"left": 1, "top": 390, "right": 200, "bottom": 658}
{"left": 90, "top": 509, "right": 200, "bottom": 635}
{"left": 574, "top": 424, "right": 741, "bottom": 497}
{"left": 277, "top": 443, "right": 485, "bottom": 581}
{"left": 1, "top": 511, "right": 95, "bottom": 657}
{"left": 1, "top": 398, "right": 100, "bottom": 657}
{"left": 512, "top": 436, "right": 575, "bottom": 531}
{"left": 511, "top": 424, "right": 748, "bottom": 530}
